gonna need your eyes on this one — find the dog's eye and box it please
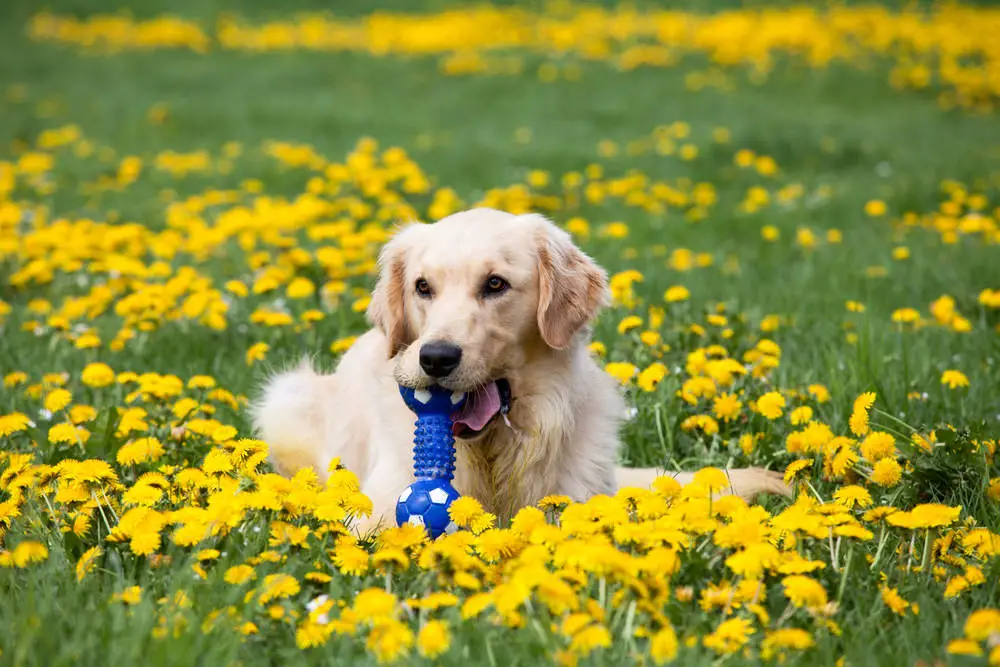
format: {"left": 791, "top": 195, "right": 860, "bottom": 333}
{"left": 415, "top": 278, "right": 432, "bottom": 297}
{"left": 483, "top": 275, "right": 510, "bottom": 297}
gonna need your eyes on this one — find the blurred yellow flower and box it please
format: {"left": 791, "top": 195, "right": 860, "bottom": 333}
{"left": 246, "top": 342, "right": 270, "bottom": 365}
{"left": 81, "top": 363, "right": 115, "bottom": 388}
{"left": 417, "top": 620, "right": 450, "bottom": 658}
{"left": 941, "top": 369, "right": 970, "bottom": 389}
{"left": 756, "top": 391, "right": 786, "bottom": 420}
{"left": 865, "top": 199, "right": 887, "bottom": 216}
{"left": 664, "top": 285, "right": 689, "bottom": 303}
{"left": 605, "top": 362, "right": 638, "bottom": 385}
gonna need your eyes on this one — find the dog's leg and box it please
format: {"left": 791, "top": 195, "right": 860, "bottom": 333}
{"left": 615, "top": 466, "right": 791, "bottom": 502}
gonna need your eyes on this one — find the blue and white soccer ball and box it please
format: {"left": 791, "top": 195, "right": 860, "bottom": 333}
{"left": 395, "top": 479, "right": 460, "bottom": 538}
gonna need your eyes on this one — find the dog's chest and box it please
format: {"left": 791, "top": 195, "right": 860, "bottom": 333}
{"left": 453, "top": 423, "right": 562, "bottom": 523}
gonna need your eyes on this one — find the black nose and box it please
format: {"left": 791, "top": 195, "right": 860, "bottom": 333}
{"left": 419, "top": 342, "right": 462, "bottom": 378}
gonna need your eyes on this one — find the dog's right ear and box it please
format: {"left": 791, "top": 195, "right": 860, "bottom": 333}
{"left": 367, "top": 224, "right": 418, "bottom": 358}
{"left": 532, "top": 215, "right": 610, "bottom": 350}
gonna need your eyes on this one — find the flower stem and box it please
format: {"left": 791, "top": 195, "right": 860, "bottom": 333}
{"left": 920, "top": 528, "right": 934, "bottom": 574}
{"left": 837, "top": 543, "right": 854, "bottom": 605}
{"left": 870, "top": 525, "right": 888, "bottom": 571}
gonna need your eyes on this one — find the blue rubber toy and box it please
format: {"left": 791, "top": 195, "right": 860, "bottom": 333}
{"left": 395, "top": 385, "right": 467, "bottom": 538}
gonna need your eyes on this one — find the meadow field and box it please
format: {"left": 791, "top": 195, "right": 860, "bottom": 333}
{"left": 1, "top": 0, "right": 1000, "bottom": 664}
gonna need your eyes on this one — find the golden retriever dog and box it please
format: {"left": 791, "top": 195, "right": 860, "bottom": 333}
{"left": 252, "top": 208, "right": 790, "bottom": 533}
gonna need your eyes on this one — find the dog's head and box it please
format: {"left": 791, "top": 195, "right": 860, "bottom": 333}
{"left": 366, "top": 208, "right": 609, "bottom": 438}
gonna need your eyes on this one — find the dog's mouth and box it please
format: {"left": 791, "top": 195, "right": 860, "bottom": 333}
{"left": 451, "top": 378, "right": 512, "bottom": 439}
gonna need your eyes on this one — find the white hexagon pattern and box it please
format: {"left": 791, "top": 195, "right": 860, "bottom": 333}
{"left": 428, "top": 488, "right": 449, "bottom": 505}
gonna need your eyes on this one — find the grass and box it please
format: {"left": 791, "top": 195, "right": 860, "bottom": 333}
{"left": 1, "top": 0, "right": 1000, "bottom": 665}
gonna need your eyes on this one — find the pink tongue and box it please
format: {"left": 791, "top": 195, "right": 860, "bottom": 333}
{"left": 451, "top": 382, "right": 501, "bottom": 432}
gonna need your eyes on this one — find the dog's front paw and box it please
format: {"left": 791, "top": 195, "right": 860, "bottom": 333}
{"left": 725, "top": 467, "right": 793, "bottom": 501}
{"left": 349, "top": 513, "right": 390, "bottom": 541}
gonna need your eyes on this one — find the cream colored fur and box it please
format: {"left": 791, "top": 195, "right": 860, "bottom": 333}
{"left": 251, "top": 208, "right": 790, "bottom": 534}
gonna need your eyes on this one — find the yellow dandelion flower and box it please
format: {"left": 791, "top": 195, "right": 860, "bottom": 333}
{"left": 783, "top": 459, "right": 812, "bottom": 485}
{"left": 941, "top": 369, "right": 970, "bottom": 389}
{"left": 833, "top": 485, "right": 872, "bottom": 509}
{"left": 637, "top": 362, "right": 668, "bottom": 392}
{"left": 860, "top": 431, "right": 896, "bottom": 462}
{"left": 789, "top": 406, "right": 813, "bottom": 425}
{"left": 245, "top": 342, "right": 269, "bottom": 366}
{"left": 946, "top": 639, "right": 983, "bottom": 657}
{"left": 639, "top": 330, "right": 662, "bottom": 347}
{"left": 447, "top": 496, "right": 486, "bottom": 529}
{"left": 225, "top": 280, "right": 249, "bottom": 297}
{"left": 782, "top": 575, "right": 828, "bottom": 609}
{"left": 703, "top": 617, "right": 753, "bottom": 655}
{"left": 4, "top": 371, "right": 29, "bottom": 387}
{"left": 113, "top": 586, "right": 142, "bottom": 605}
{"left": 886, "top": 503, "right": 961, "bottom": 530}
{"left": 849, "top": 392, "right": 877, "bottom": 436}
{"left": 0, "top": 412, "right": 33, "bottom": 436}
{"left": 75, "top": 546, "right": 102, "bottom": 582}
{"left": 650, "top": 625, "right": 678, "bottom": 664}
{"left": 258, "top": 574, "right": 300, "bottom": 604}
{"left": 987, "top": 478, "right": 1000, "bottom": 501}
{"left": 333, "top": 542, "right": 370, "bottom": 576}
{"left": 693, "top": 467, "right": 731, "bottom": 493}
{"left": 81, "top": 362, "right": 115, "bottom": 388}
{"left": 461, "top": 593, "right": 493, "bottom": 620}
{"left": 224, "top": 564, "right": 256, "bottom": 585}
{"left": 49, "top": 422, "right": 89, "bottom": 445}
{"left": 761, "top": 628, "right": 814, "bottom": 660}
{"left": 570, "top": 624, "right": 611, "bottom": 655}
{"left": 116, "top": 437, "right": 165, "bottom": 466}
{"left": 353, "top": 588, "right": 397, "bottom": 623}
{"left": 664, "top": 285, "right": 690, "bottom": 303}
{"left": 69, "top": 405, "right": 97, "bottom": 424}
{"left": 756, "top": 391, "right": 786, "bottom": 420}
{"left": 44, "top": 388, "right": 72, "bottom": 413}
{"left": 605, "top": 362, "right": 638, "bottom": 385}
{"left": 330, "top": 336, "right": 357, "bottom": 354}
{"left": 187, "top": 375, "right": 216, "bottom": 389}
{"left": 871, "top": 458, "right": 902, "bottom": 487}
{"left": 11, "top": 541, "right": 49, "bottom": 567}
{"left": 286, "top": 276, "right": 316, "bottom": 299}
{"left": 865, "top": 199, "right": 887, "bottom": 216}
{"left": 761, "top": 225, "right": 780, "bottom": 242}
{"left": 417, "top": 620, "right": 450, "bottom": 659}
{"left": 617, "top": 315, "right": 643, "bottom": 334}
{"left": 366, "top": 619, "right": 413, "bottom": 663}
{"left": 712, "top": 392, "right": 743, "bottom": 422}
{"left": 880, "top": 585, "right": 913, "bottom": 616}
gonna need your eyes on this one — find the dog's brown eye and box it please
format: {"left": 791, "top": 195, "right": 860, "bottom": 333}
{"left": 483, "top": 275, "right": 509, "bottom": 296}
{"left": 415, "top": 278, "right": 432, "bottom": 297}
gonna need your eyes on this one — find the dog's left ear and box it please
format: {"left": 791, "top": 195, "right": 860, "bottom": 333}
{"left": 531, "top": 215, "right": 610, "bottom": 350}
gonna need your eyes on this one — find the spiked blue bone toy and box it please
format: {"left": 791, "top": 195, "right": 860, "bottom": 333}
{"left": 395, "top": 384, "right": 468, "bottom": 538}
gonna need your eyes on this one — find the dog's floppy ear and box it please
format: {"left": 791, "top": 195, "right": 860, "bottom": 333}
{"left": 532, "top": 215, "right": 610, "bottom": 350}
{"left": 367, "top": 224, "right": 419, "bottom": 358}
